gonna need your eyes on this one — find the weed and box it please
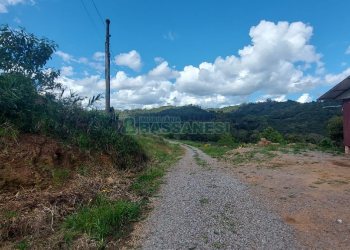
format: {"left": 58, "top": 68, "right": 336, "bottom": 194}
{"left": 199, "top": 198, "right": 209, "bottom": 205}
{"left": 3, "top": 209, "right": 18, "bottom": 219}
{"left": 63, "top": 196, "right": 141, "bottom": 245}
{"left": 51, "top": 168, "right": 70, "bottom": 186}
{"left": 77, "top": 165, "right": 90, "bottom": 176}
{"left": 0, "top": 122, "right": 19, "bottom": 141}
{"left": 15, "top": 240, "right": 29, "bottom": 250}
{"left": 132, "top": 136, "right": 183, "bottom": 196}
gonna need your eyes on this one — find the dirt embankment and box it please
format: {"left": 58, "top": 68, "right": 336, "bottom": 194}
{"left": 0, "top": 134, "right": 139, "bottom": 249}
{"left": 223, "top": 146, "right": 350, "bottom": 249}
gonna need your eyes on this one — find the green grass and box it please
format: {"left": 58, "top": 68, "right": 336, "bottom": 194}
{"left": 15, "top": 240, "right": 29, "bottom": 250}
{"left": 3, "top": 209, "right": 18, "bottom": 219}
{"left": 51, "top": 168, "right": 70, "bottom": 186}
{"left": 0, "top": 122, "right": 19, "bottom": 141}
{"left": 132, "top": 136, "right": 184, "bottom": 196}
{"left": 60, "top": 135, "right": 183, "bottom": 247}
{"left": 63, "top": 196, "right": 140, "bottom": 245}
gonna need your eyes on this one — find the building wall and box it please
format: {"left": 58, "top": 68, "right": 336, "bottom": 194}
{"left": 344, "top": 101, "right": 350, "bottom": 146}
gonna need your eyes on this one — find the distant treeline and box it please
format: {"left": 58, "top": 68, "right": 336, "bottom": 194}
{"left": 118, "top": 100, "right": 342, "bottom": 144}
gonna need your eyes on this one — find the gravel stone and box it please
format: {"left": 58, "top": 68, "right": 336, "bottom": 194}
{"left": 141, "top": 145, "right": 300, "bottom": 249}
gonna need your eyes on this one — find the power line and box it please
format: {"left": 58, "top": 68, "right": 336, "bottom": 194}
{"left": 79, "top": 0, "right": 103, "bottom": 39}
{"left": 89, "top": 0, "right": 116, "bottom": 57}
{"left": 90, "top": 0, "right": 105, "bottom": 26}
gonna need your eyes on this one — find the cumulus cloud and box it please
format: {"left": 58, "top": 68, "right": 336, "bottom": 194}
{"left": 297, "top": 93, "right": 312, "bottom": 103}
{"left": 0, "top": 0, "right": 34, "bottom": 13}
{"left": 148, "top": 61, "right": 179, "bottom": 80}
{"left": 57, "top": 75, "right": 104, "bottom": 97}
{"left": 55, "top": 51, "right": 104, "bottom": 72}
{"left": 114, "top": 50, "right": 142, "bottom": 71}
{"left": 57, "top": 20, "right": 334, "bottom": 109}
{"left": 176, "top": 20, "right": 322, "bottom": 98}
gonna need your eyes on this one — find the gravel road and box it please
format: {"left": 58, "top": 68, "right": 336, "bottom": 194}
{"left": 141, "top": 145, "right": 300, "bottom": 249}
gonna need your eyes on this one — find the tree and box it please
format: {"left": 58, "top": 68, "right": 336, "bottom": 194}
{"left": 0, "top": 25, "right": 60, "bottom": 92}
{"left": 327, "top": 116, "right": 343, "bottom": 146}
{"left": 260, "top": 126, "right": 284, "bottom": 143}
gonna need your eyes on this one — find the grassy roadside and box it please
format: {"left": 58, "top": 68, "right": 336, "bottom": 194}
{"left": 132, "top": 136, "right": 184, "bottom": 197}
{"left": 181, "top": 140, "right": 343, "bottom": 159}
{"left": 60, "top": 135, "right": 184, "bottom": 248}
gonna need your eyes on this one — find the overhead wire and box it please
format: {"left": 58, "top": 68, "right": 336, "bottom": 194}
{"left": 79, "top": 0, "right": 104, "bottom": 43}
{"left": 86, "top": 0, "right": 117, "bottom": 58}
{"left": 79, "top": 0, "right": 117, "bottom": 69}
{"left": 91, "top": 0, "right": 105, "bottom": 26}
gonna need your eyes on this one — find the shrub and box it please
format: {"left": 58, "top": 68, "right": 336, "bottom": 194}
{"left": 260, "top": 127, "right": 284, "bottom": 143}
{"left": 0, "top": 25, "right": 147, "bottom": 170}
{"left": 217, "top": 133, "right": 236, "bottom": 146}
{"left": 327, "top": 116, "right": 343, "bottom": 146}
{"left": 318, "top": 138, "right": 334, "bottom": 149}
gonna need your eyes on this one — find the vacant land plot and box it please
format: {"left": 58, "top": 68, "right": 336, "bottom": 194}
{"left": 223, "top": 146, "right": 350, "bottom": 249}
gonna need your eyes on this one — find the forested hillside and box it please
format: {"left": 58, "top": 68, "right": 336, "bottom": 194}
{"left": 118, "top": 100, "right": 342, "bottom": 143}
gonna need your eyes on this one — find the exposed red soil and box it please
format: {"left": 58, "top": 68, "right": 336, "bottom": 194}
{"left": 223, "top": 147, "right": 350, "bottom": 249}
{"left": 0, "top": 134, "right": 138, "bottom": 249}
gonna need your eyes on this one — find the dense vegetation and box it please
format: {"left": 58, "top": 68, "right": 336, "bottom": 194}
{"left": 0, "top": 25, "right": 185, "bottom": 248}
{"left": 118, "top": 100, "right": 343, "bottom": 148}
{"left": 0, "top": 25, "right": 146, "bottom": 169}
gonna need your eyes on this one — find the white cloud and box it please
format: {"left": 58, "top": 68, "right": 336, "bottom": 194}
{"left": 0, "top": 0, "right": 34, "bottom": 13}
{"left": 297, "top": 93, "right": 312, "bottom": 103}
{"left": 57, "top": 75, "right": 104, "bottom": 97}
{"left": 346, "top": 46, "right": 350, "bottom": 55}
{"left": 324, "top": 67, "right": 350, "bottom": 85}
{"left": 114, "top": 50, "right": 142, "bottom": 71}
{"left": 93, "top": 51, "right": 104, "bottom": 62}
{"left": 55, "top": 51, "right": 104, "bottom": 72}
{"left": 148, "top": 61, "right": 179, "bottom": 80}
{"left": 56, "top": 20, "right": 334, "bottom": 109}
{"left": 257, "top": 94, "right": 287, "bottom": 103}
{"left": 55, "top": 50, "right": 74, "bottom": 62}
{"left": 176, "top": 20, "right": 322, "bottom": 98}
{"left": 60, "top": 66, "right": 74, "bottom": 77}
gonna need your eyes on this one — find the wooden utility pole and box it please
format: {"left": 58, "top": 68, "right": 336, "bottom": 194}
{"left": 105, "top": 19, "right": 111, "bottom": 113}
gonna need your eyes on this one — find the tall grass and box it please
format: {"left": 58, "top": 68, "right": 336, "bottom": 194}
{"left": 131, "top": 136, "right": 183, "bottom": 196}
{"left": 63, "top": 195, "right": 140, "bottom": 245}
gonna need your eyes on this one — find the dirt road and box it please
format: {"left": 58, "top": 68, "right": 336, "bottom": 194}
{"left": 134, "top": 145, "right": 299, "bottom": 249}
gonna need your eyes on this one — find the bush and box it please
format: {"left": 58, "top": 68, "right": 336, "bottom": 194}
{"left": 0, "top": 25, "right": 147, "bottom": 170}
{"left": 260, "top": 127, "right": 284, "bottom": 143}
{"left": 217, "top": 133, "right": 236, "bottom": 146}
{"left": 327, "top": 116, "right": 343, "bottom": 146}
{"left": 318, "top": 138, "right": 334, "bottom": 149}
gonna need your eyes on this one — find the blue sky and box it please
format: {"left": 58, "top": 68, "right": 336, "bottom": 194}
{"left": 1, "top": 0, "right": 350, "bottom": 109}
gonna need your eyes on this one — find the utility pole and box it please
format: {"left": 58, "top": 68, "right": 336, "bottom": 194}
{"left": 105, "top": 18, "right": 111, "bottom": 113}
